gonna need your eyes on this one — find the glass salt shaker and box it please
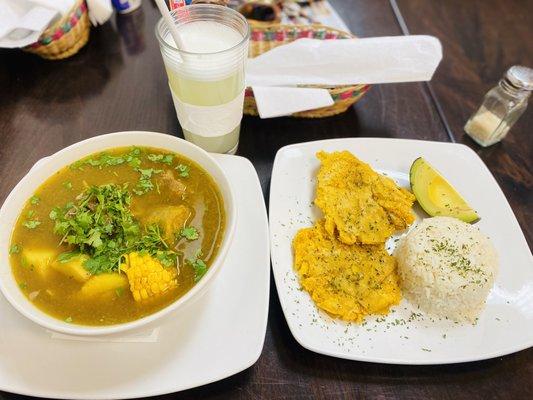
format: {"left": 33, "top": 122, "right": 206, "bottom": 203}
{"left": 464, "top": 65, "right": 533, "bottom": 147}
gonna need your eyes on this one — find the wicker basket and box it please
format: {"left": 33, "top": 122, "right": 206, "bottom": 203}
{"left": 245, "top": 23, "right": 370, "bottom": 118}
{"left": 24, "top": 0, "right": 90, "bottom": 60}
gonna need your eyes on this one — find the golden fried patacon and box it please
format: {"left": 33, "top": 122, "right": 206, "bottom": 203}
{"left": 293, "top": 221, "right": 402, "bottom": 323}
{"left": 315, "top": 151, "right": 416, "bottom": 244}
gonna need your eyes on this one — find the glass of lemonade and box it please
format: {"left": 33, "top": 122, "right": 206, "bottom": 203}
{"left": 155, "top": 4, "right": 250, "bottom": 154}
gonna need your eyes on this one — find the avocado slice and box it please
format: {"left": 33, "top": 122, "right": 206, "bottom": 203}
{"left": 409, "top": 157, "right": 480, "bottom": 223}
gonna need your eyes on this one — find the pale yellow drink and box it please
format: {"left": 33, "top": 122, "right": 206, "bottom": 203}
{"left": 156, "top": 7, "right": 249, "bottom": 154}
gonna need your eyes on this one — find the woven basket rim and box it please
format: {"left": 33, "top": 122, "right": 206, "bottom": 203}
{"left": 41, "top": 0, "right": 85, "bottom": 37}
{"left": 29, "top": 0, "right": 86, "bottom": 48}
{"left": 249, "top": 22, "right": 354, "bottom": 35}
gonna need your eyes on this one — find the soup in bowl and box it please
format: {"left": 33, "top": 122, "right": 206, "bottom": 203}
{"left": 0, "top": 132, "right": 236, "bottom": 335}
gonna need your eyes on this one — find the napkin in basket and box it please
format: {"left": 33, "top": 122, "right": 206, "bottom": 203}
{"left": 246, "top": 35, "right": 442, "bottom": 117}
{"left": 0, "top": 0, "right": 112, "bottom": 48}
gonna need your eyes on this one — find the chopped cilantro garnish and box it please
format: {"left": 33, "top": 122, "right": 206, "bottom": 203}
{"left": 69, "top": 148, "right": 168, "bottom": 196}
{"left": 51, "top": 184, "right": 179, "bottom": 274}
{"left": 180, "top": 226, "right": 199, "bottom": 241}
{"left": 133, "top": 180, "right": 153, "bottom": 195}
{"left": 147, "top": 153, "right": 174, "bottom": 165}
{"left": 9, "top": 244, "right": 21, "bottom": 254}
{"left": 52, "top": 184, "right": 138, "bottom": 274}
{"left": 138, "top": 168, "right": 161, "bottom": 178}
{"left": 30, "top": 195, "right": 40, "bottom": 205}
{"left": 187, "top": 251, "right": 207, "bottom": 282}
{"left": 62, "top": 181, "right": 73, "bottom": 190}
{"left": 27, "top": 210, "right": 35, "bottom": 218}
{"left": 71, "top": 147, "right": 142, "bottom": 170}
{"left": 65, "top": 316, "right": 73, "bottom": 323}
{"left": 175, "top": 164, "right": 190, "bottom": 178}
{"left": 49, "top": 209, "right": 58, "bottom": 220}
{"left": 133, "top": 168, "right": 162, "bottom": 195}
{"left": 156, "top": 250, "right": 178, "bottom": 268}
{"left": 84, "top": 154, "right": 124, "bottom": 168}
{"left": 126, "top": 147, "right": 142, "bottom": 168}
{"left": 138, "top": 224, "right": 168, "bottom": 249}
{"left": 57, "top": 251, "right": 80, "bottom": 263}
{"left": 18, "top": 282, "right": 27, "bottom": 290}
{"left": 23, "top": 220, "right": 41, "bottom": 229}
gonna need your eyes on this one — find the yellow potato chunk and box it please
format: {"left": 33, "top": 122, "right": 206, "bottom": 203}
{"left": 142, "top": 205, "right": 191, "bottom": 243}
{"left": 80, "top": 273, "right": 129, "bottom": 297}
{"left": 21, "top": 248, "right": 56, "bottom": 278}
{"left": 51, "top": 254, "right": 91, "bottom": 282}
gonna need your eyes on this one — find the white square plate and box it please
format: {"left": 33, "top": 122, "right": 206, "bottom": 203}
{"left": 0, "top": 154, "right": 270, "bottom": 399}
{"left": 269, "top": 138, "right": 533, "bottom": 365}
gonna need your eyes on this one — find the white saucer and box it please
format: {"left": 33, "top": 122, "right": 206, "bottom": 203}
{"left": 0, "top": 154, "right": 270, "bottom": 399}
{"left": 269, "top": 138, "right": 533, "bottom": 365}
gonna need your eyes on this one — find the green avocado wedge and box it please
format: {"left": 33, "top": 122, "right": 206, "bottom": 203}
{"left": 409, "top": 157, "right": 480, "bottom": 223}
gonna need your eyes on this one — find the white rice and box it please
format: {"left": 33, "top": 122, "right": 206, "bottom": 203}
{"left": 395, "top": 216, "right": 498, "bottom": 323}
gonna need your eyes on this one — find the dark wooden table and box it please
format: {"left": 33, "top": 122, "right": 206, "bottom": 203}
{"left": 0, "top": 0, "right": 531, "bottom": 399}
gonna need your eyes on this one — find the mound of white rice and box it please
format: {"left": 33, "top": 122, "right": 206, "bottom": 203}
{"left": 395, "top": 216, "right": 498, "bottom": 323}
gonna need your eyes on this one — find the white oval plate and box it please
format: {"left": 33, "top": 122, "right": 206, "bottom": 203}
{"left": 269, "top": 138, "right": 533, "bottom": 365}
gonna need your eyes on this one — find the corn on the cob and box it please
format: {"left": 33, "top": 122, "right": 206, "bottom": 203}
{"left": 121, "top": 252, "right": 177, "bottom": 302}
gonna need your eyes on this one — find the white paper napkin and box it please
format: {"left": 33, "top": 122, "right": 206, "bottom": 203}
{"left": 87, "top": 0, "right": 113, "bottom": 26}
{"left": 252, "top": 86, "right": 334, "bottom": 118}
{"left": 0, "top": 0, "right": 75, "bottom": 48}
{"left": 246, "top": 35, "right": 442, "bottom": 87}
{"left": 0, "top": 0, "right": 113, "bottom": 48}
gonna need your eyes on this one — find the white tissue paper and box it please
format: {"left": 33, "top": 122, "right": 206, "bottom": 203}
{"left": 247, "top": 35, "right": 442, "bottom": 118}
{"left": 87, "top": 0, "right": 113, "bottom": 26}
{"left": 246, "top": 35, "right": 442, "bottom": 87}
{"left": 0, "top": 0, "right": 75, "bottom": 48}
{"left": 0, "top": 0, "right": 113, "bottom": 48}
{"left": 252, "top": 86, "right": 334, "bottom": 118}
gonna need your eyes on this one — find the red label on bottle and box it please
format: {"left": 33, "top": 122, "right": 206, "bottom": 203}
{"left": 168, "top": 0, "right": 190, "bottom": 20}
{"left": 168, "top": 0, "right": 186, "bottom": 10}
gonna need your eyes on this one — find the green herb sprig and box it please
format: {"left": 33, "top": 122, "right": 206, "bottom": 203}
{"left": 187, "top": 250, "right": 207, "bottom": 282}
{"left": 23, "top": 220, "right": 41, "bottom": 229}
{"left": 133, "top": 168, "right": 162, "bottom": 195}
{"left": 180, "top": 226, "right": 199, "bottom": 241}
{"left": 9, "top": 244, "right": 21, "bottom": 254}
{"left": 175, "top": 164, "right": 190, "bottom": 178}
{"left": 50, "top": 184, "right": 180, "bottom": 275}
{"left": 147, "top": 153, "right": 174, "bottom": 165}
{"left": 71, "top": 147, "right": 142, "bottom": 170}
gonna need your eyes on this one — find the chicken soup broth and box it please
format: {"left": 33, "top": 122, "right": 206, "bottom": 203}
{"left": 9, "top": 146, "right": 225, "bottom": 325}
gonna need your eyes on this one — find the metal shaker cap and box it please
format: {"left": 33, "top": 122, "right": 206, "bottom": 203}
{"left": 505, "top": 65, "right": 533, "bottom": 91}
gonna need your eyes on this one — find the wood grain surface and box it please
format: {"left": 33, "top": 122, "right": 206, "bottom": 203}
{"left": 396, "top": 0, "right": 533, "bottom": 247}
{"left": 0, "top": 1, "right": 531, "bottom": 399}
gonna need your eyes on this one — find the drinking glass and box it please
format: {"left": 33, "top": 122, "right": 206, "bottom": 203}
{"left": 156, "top": 4, "right": 250, "bottom": 154}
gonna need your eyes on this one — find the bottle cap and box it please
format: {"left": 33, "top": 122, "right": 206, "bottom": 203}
{"left": 505, "top": 65, "right": 533, "bottom": 91}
